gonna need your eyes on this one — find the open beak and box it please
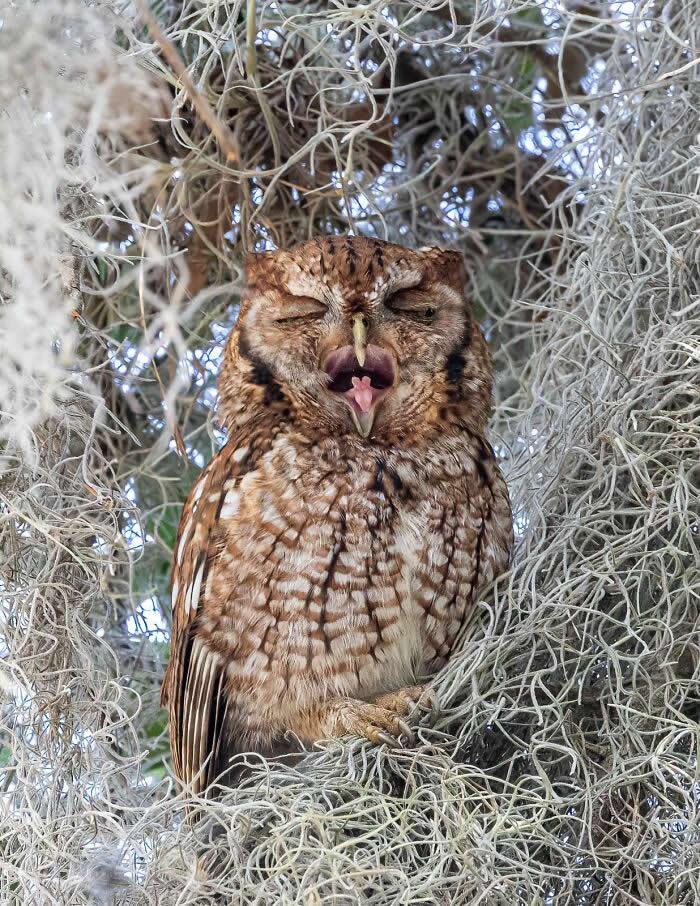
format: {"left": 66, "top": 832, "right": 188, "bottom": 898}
{"left": 323, "top": 341, "right": 395, "bottom": 438}
{"left": 352, "top": 314, "right": 367, "bottom": 367}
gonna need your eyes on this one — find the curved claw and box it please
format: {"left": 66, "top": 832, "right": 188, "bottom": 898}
{"left": 374, "top": 730, "right": 399, "bottom": 747}
{"left": 397, "top": 718, "right": 414, "bottom": 742}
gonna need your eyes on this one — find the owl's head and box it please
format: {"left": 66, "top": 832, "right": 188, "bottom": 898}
{"left": 220, "top": 237, "right": 492, "bottom": 446}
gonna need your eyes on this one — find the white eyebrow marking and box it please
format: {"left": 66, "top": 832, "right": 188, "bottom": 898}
{"left": 283, "top": 269, "right": 326, "bottom": 299}
{"left": 365, "top": 267, "right": 422, "bottom": 302}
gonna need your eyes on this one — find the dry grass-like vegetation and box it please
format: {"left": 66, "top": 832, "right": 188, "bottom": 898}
{"left": 0, "top": 1, "right": 698, "bottom": 903}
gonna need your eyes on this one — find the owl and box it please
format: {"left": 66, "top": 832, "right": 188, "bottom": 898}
{"left": 161, "top": 236, "right": 512, "bottom": 795}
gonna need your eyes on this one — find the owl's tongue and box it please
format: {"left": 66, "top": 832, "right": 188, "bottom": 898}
{"left": 347, "top": 375, "right": 374, "bottom": 413}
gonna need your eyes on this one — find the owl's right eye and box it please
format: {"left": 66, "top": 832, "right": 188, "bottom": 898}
{"left": 274, "top": 296, "right": 327, "bottom": 324}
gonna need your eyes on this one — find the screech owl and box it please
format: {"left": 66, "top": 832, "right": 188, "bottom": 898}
{"left": 161, "top": 236, "right": 512, "bottom": 795}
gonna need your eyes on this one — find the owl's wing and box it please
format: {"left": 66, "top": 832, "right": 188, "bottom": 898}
{"left": 161, "top": 439, "right": 254, "bottom": 796}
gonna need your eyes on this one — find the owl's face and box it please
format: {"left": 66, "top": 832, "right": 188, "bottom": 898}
{"left": 222, "top": 237, "right": 492, "bottom": 446}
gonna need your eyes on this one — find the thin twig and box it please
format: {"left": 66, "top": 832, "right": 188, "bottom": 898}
{"left": 133, "top": 0, "right": 239, "bottom": 163}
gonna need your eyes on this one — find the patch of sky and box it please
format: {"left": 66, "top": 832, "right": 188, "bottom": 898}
{"left": 253, "top": 223, "right": 277, "bottom": 250}
{"left": 126, "top": 596, "right": 168, "bottom": 642}
{"left": 122, "top": 480, "right": 151, "bottom": 552}
{"left": 439, "top": 186, "right": 473, "bottom": 228}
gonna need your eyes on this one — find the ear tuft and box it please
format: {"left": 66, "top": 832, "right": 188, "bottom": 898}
{"left": 244, "top": 251, "right": 264, "bottom": 275}
{"left": 424, "top": 247, "right": 466, "bottom": 293}
{"left": 244, "top": 250, "right": 279, "bottom": 287}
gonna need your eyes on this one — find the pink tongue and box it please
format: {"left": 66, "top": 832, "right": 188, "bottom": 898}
{"left": 348, "top": 375, "right": 373, "bottom": 413}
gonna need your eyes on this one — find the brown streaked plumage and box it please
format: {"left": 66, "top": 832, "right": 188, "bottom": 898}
{"left": 161, "top": 236, "right": 512, "bottom": 795}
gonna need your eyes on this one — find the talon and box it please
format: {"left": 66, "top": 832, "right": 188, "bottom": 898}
{"left": 422, "top": 689, "right": 440, "bottom": 714}
{"left": 397, "top": 719, "right": 414, "bottom": 741}
{"left": 374, "top": 730, "right": 398, "bottom": 747}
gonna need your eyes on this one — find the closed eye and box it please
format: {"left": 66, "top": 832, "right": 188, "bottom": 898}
{"left": 274, "top": 296, "right": 327, "bottom": 324}
{"left": 385, "top": 289, "right": 437, "bottom": 321}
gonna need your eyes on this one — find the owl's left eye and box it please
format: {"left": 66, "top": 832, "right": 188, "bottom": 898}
{"left": 274, "top": 296, "right": 327, "bottom": 324}
{"left": 385, "top": 290, "right": 437, "bottom": 321}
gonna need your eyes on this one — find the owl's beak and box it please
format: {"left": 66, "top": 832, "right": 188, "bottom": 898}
{"left": 352, "top": 315, "right": 368, "bottom": 367}
{"left": 350, "top": 406, "right": 375, "bottom": 438}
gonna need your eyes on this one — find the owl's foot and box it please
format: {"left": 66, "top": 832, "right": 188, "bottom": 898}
{"left": 306, "top": 697, "right": 415, "bottom": 747}
{"left": 373, "top": 684, "right": 438, "bottom": 723}
{"left": 303, "top": 686, "right": 438, "bottom": 747}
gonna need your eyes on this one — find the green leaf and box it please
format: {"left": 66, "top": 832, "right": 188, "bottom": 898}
{"left": 145, "top": 761, "right": 168, "bottom": 781}
{"left": 96, "top": 257, "right": 108, "bottom": 285}
{"left": 143, "top": 711, "right": 169, "bottom": 740}
{"left": 153, "top": 640, "right": 171, "bottom": 660}
{"left": 110, "top": 323, "right": 143, "bottom": 345}
{"left": 145, "top": 503, "right": 182, "bottom": 550}
{"left": 501, "top": 53, "right": 538, "bottom": 136}
{"left": 514, "top": 6, "right": 543, "bottom": 24}
{"left": 502, "top": 106, "right": 533, "bottom": 136}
